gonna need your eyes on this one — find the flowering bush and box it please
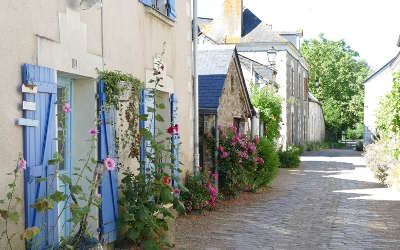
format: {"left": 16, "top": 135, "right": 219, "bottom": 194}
{"left": 206, "top": 125, "right": 265, "bottom": 197}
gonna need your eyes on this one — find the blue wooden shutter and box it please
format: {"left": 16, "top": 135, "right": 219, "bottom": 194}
{"left": 139, "top": 0, "right": 153, "bottom": 7}
{"left": 22, "top": 64, "right": 58, "bottom": 248}
{"left": 170, "top": 93, "right": 179, "bottom": 187}
{"left": 167, "top": 0, "right": 176, "bottom": 20}
{"left": 140, "top": 89, "right": 155, "bottom": 176}
{"left": 98, "top": 80, "right": 118, "bottom": 243}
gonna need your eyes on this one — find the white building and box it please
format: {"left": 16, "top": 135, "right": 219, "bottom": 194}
{"left": 364, "top": 46, "right": 400, "bottom": 145}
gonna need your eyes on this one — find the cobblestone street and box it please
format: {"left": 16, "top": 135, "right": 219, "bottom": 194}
{"left": 175, "top": 149, "right": 400, "bottom": 250}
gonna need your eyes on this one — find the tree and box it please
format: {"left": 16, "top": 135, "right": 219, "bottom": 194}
{"left": 302, "top": 34, "right": 370, "bottom": 140}
{"left": 250, "top": 84, "right": 282, "bottom": 142}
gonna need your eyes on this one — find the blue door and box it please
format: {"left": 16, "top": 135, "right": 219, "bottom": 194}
{"left": 56, "top": 77, "right": 73, "bottom": 239}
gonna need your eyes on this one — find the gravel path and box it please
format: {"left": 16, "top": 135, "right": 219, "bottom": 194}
{"left": 174, "top": 149, "right": 400, "bottom": 250}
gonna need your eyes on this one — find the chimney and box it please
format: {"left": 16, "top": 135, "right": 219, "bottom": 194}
{"left": 212, "top": 0, "right": 243, "bottom": 44}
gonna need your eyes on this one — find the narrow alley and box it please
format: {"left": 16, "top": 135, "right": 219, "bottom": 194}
{"left": 175, "top": 149, "right": 400, "bottom": 249}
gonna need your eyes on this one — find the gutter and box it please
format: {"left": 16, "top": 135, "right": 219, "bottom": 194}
{"left": 193, "top": 0, "right": 200, "bottom": 172}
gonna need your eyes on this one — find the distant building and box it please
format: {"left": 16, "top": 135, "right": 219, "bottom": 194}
{"left": 197, "top": 1, "right": 319, "bottom": 148}
{"left": 364, "top": 41, "right": 400, "bottom": 145}
{"left": 197, "top": 45, "right": 254, "bottom": 169}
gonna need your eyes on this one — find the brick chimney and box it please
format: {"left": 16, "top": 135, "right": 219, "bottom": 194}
{"left": 211, "top": 0, "right": 243, "bottom": 44}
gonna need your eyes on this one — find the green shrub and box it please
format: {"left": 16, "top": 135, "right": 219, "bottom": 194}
{"left": 278, "top": 145, "right": 301, "bottom": 168}
{"left": 346, "top": 123, "right": 364, "bottom": 140}
{"left": 253, "top": 138, "right": 280, "bottom": 188}
{"left": 180, "top": 172, "right": 213, "bottom": 213}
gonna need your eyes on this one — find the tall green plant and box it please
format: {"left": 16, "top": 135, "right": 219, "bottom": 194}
{"left": 118, "top": 51, "right": 185, "bottom": 250}
{"left": 250, "top": 84, "right": 282, "bottom": 142}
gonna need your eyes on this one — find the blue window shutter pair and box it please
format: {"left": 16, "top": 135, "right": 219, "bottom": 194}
{"left": 140, "top": 89, "right": 155, "bottom": 175}
{"left": 170, "top": 93, "right": 179, "bottom": 187}
{"left": 167, "top": 0, "right": 176, "bottom": 20}
{"left": 97, "top": 80, "right": 119, "bottom": 244}
{"left": 22, "top": 64, "right": 58, "bottom": 249}
{"left": 139, "top": 90, "right": 179, "bottom": 185}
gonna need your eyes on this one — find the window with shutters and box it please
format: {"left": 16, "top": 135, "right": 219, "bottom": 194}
{"left": 139, "top": 0, "right": 176, "bottom": 21}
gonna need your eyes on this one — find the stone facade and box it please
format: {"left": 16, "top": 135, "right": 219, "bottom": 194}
{"left": 200, "top": 56, "right": 252, "bottom": 170}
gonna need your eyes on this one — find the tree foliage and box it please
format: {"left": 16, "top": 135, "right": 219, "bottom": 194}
{"left": 250, "top": 84, "right": 282, "bottom": 142}
{"left": 301, "top": 34, "right": 370, "bottom": 139}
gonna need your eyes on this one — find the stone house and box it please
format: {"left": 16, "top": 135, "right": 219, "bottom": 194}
{"left": 0, "top": 0, "right": 193, "bottom": 248}
{"left": 197, "top": 45, "right": 254, "bottom": 169}
{"left": 364, "top": 39, "right": 400, "bottom": 145}
{"left": 198, "top": 1, "right": 312, "bottom": 149}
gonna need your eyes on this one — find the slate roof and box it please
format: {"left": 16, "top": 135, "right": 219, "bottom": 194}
{"left": 241, "top": 24, "right": 287, "bottom": 43}
{"left": 242, "top": 8, "right": 262, "bottom": 37}
{"left": 198, "top": 45, "right": 235, "bottom": 111}
{"left": 238, "top": 54, "right": 273, "bottom": 82}
{"left": 198, "top": 45, "right": 235, "bottom": 75}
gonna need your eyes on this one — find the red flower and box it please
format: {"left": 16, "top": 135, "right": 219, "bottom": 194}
{"left": 167, "top": 126, "right": 174, "bottom": 135}
{"left": 174, "top": 124, "right": 179, "bottom": 133}
{"left": 174, "top": 188, "right": 180, "bottom": 195}
{"left": 163, "top": 176, "right": 171, "bottom": 185}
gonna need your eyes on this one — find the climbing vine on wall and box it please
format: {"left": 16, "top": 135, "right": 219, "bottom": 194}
{"left": 97, "top": 70, "right": 143, "bottom": 159}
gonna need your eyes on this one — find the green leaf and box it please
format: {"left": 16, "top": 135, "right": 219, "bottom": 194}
{"left": 59, "top": 174, "right": 72, "bottom": 186}
{"left": 30, "top": 198, "right": 54, "bottom": 212}
{"left": 147, "top": 107, "right": 156, "bottom": 113}
{"left": 143, "top": 239, "right": 160, "bottom": 250}
{"left": 36, "top": 177, "right": 48, "bottom": 183}
{"left": 126, "top": 229, "right": 140, "bottom": 241}
{"left": 173, "top": 197, "right": 186, "bottom": 215}
{"left": 160, "top": 186, "right": 173, "bottom": 203}
{"left": 22, "top": 227, "right": 40, "bottom": 240}
{"left": 155, "top": 114, "right": 164, "bottom": 122}
{"left": 156, "top": 103, "right": 166, "bottom": 109}
{"left": 50, "top": 191, "right": 67, "bottom": 203}
{"left": 7, "top": 211, "right": 20, "bottom": 223}
{"left": 70, "top": 185, "right": 82, "bottom": 195}
{"left": 139, "top": 114, "right": 149, "bottom": 121}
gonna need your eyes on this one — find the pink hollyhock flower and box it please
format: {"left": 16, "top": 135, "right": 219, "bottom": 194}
{"left": 104, "top": 157, "right": 115, "bottom": 171}
{"left": 167, "top": 126, "right": 174, "bottom": 135}
{"left": 18, "top": 159, "right": 26, "bottom": 171}
{"left": 239, "top": 140, "right": 247, "bottom": 149}
{"left": 218, "top": 125, "right": 222, "bottom": 130}
{"left": 161, "top": 64, "right": 165, "bottom": 70}
{"left": 88, "top": 128, "right": 97, "bottom": 137}
{"left": 218, "top": 146, "right": 225, "bottom": 152}
{"left": 174, "top": 188, "right": 180, "bottom": 195}
{"left": 207, "top": 183, "right": 218, "bottom": 206}
{"left": 248, "top": 143, "right": 256, "bottom": 153}
{"left": 229, "top": 124, "right": 237, "bottom": 134}
{"left": 257, "top": 157, "right": 265, "bottom": 165}
{"left": 221, "top": 151, "right": 228, "bottom": 159}
{"left": 212, "top": 172, "right": 218, "bottom": 182}
{"left": 63, "top": 103, "right": 71, "bottom": 113}
{"left": 254, "top": 136, "right": 260, "bottom": 144}
{"left": 231, "top": 137, "right": 238, "bottom": 146}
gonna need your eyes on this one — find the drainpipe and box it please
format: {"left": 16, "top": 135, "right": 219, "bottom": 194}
{"left": 193, "top": 0, "right": 200, "bottom": 172}
{"left": 214, "top": 114, "right": 219, "bottom": 191}
{"left": 100, "top": 0, "right": 104, "bottom": 70}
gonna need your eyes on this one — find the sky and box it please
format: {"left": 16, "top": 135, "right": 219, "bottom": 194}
{"left": 198, "top": 0, "right": 400, "bottom": 70}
